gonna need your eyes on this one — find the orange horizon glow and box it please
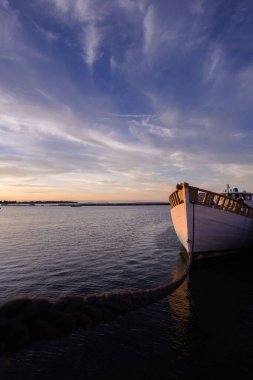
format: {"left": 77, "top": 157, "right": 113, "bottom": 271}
{"left": 0, "top": 189, "right": 171, "bottom": 202}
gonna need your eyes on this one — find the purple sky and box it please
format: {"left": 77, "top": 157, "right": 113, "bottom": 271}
{"left": 1, "top": 0, "right": 253, "bottom": 200}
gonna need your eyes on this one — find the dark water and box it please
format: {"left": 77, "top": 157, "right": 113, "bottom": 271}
{"left": 0, "top": 206, "right": 253, "bottom": 379}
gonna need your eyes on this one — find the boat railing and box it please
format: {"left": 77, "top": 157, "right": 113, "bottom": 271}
{"left": 170, "top": 184, "right": 253, "bottom": 218}
{"left": 169, "top": 188, "right": 184, "bottom": 209}
{"left": 188, "top": 186, "right": 253, "bottom": 219}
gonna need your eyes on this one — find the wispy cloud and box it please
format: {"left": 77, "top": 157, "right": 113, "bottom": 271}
{"left": 204, "top": 45, "right": 224, "bottom": 83}
{"left": 32, "top": 21, "right": 59, "bottom": 42}
{"left": 82, "top": 22, "right": 101, "bottom": 68}
{"left": 143, "top": 5, "right": 155, "bottom": 54}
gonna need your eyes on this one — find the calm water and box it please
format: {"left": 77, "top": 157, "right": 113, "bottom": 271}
{"left": 0, "top": 205, "right": 253, "bottom": 379}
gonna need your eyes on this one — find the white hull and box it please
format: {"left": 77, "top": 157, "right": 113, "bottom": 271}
{"left": 170, "top": 183, "right": 253, "bottom": 260}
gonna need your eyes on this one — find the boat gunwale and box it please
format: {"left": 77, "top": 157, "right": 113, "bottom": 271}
{"left": 169, "top": 183, "right": 253, "bottom": 219}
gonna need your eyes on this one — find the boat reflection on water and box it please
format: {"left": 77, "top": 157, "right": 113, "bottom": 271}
{"left": 166, "top": 253, "right": 191, "bottom": 379}
{"left": 167, "top": 250, "right": 253, "bottom": 379}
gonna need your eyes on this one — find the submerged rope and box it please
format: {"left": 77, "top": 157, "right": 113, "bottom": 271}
{"left": 0, "top": 252, "right": 192, "bottom": 357}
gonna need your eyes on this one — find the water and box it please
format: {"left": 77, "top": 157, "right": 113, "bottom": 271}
{"left": 0, "top": 205, "right": 253, "bottom": 379}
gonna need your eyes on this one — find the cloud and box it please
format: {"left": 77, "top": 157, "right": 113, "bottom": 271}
{"left": 32, "top": 21, "right": 59, "bottom": 42}
{"left": 204, "top": 45, "right": 224, "bottom": 82}
{"left": 82, "top": 22, "right": 101, "bottom": 68}
{"left": 0, "top": 0, "right": 8, "bottom": 9}
{"left": 49, "top": 0, "right": 71, "bottom": 14}
{"left": 45, "top": 0, "right": 106, "bottom": 69}
{"left": 143, "top": 5, "right": 155, "bottom": 54}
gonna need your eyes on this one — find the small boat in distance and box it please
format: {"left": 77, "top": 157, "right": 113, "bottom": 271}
{"left": 169, "top": 182, "right": 253, "bottom": 260}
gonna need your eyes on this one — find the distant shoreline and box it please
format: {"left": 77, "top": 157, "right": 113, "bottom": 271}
{"left": 1, "top": 201, "right": 169, "bottom": 207}
{"left": 69, "top": 202, "right": 169, "bottom": 207}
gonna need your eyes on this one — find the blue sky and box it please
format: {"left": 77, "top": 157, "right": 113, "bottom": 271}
{"left": 0, "top": 0, "right": 253, "bottom": 200}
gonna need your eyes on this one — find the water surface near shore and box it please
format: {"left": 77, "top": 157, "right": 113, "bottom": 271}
{"left": 0, "top": 206, "right": 253, "bottom": 379}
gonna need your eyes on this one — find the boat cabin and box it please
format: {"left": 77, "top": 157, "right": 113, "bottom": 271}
{"left": 222, "top": 185, "right": 253, "bottom": 206}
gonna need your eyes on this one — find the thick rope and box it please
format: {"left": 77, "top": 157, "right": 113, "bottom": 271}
{"left": 0, "top": 252, "right": 192, "bottom": 357}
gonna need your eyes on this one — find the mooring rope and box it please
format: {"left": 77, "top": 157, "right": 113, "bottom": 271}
{"left": 0, "top": 252, "right": 192, "bottom": 357}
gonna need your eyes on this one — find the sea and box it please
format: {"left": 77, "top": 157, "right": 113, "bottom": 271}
{"left": 0, "top": 205, "right": 253, "bottom": 380}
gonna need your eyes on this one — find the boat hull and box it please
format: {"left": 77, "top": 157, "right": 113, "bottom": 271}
{"left": 171, "top": 202, "right": 253, "bottom": 260}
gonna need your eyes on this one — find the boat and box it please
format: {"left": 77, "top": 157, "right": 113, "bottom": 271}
{"left": 169, "top": 182, "right": 253, "bottom": 260}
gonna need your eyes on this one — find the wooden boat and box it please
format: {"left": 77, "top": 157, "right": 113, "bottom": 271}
{"left": 169, "top": 182, "right": 253, "bottom": 260}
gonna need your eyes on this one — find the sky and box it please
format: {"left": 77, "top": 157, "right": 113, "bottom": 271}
{"left": 0, "top": 0, "right": 253, "bottom": 201}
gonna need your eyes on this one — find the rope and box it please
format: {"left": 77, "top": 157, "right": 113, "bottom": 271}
{"left": 0, "top": 252, "right": 192, "bottom": 357}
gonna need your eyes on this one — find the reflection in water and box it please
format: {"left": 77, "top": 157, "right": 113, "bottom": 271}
{"left": 168, "top": 251, "right": 253, "bottom": 379}
{"left": 168, "top": 253, "right": 191, "bottom": 379}
{"left": 169, "top": 255, "right": 190, "bottom": 349}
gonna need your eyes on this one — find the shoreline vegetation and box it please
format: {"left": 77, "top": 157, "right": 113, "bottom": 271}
{"left": 0, "top": 201, "right": 169, "bottom": 207}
